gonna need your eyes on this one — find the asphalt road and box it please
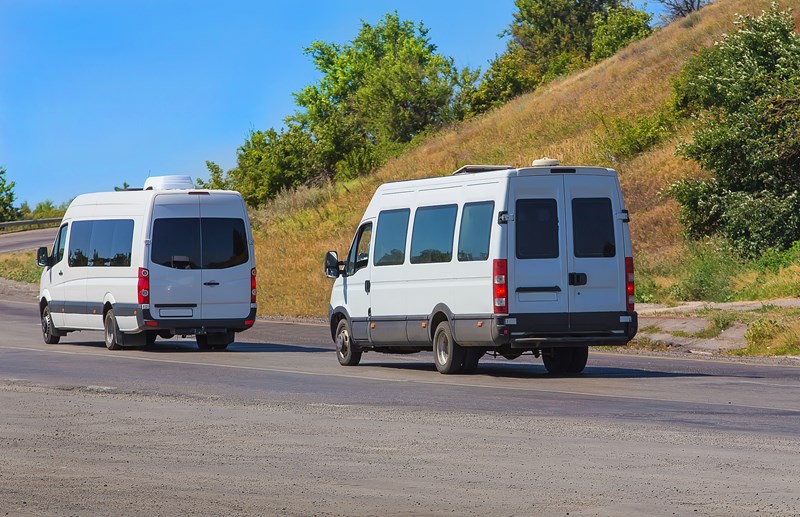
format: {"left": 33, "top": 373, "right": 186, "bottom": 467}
{"left": 0, "top": 227, "right": 58, "bottom": 253}
{"left": 1, "top": 295, "right": 800, "bottom": 515}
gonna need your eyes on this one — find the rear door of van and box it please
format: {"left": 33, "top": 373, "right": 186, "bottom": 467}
{"left": 149, "top": 194, "right": 203, "bottom": 322}
{"left": 198, "top": 193, "right": 252, "bottom": 320}
{"left": 509, "top": 171, "right": 625, "bottom": 328}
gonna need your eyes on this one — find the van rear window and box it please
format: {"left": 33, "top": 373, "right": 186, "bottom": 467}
{"left": 516, "top": 199, "right": 558, "bottom": 259}
{"left": 572, "top": 198, "right": 615, "bottom": 257}
{"left": 151, "top": 218, "right": 248, "bottom": 270}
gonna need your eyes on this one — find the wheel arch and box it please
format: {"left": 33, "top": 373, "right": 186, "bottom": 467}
{"left": 428, "top": 303, "right": 454, "bottom": 341}
{"left": 329, "top": 306, "right": 351, "bottom": 341}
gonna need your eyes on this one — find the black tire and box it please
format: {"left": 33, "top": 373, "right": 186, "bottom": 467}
{"left": 433, "top": 321, "right": 464, "bottom": 374}
{"left": 41, "top": 305, "right": 60, "bottom": 344}
{"left": 542, "top": 346, "right": 589, "bottom": 375}
{"left": 104, "top": 310, "right": 123, "bottom": 350}
{"left": 144, "top": 331, "right": 157, "bottom": 348}
{"left": 335, "top": 318, "right": 362, "bottom": 366}
{"left": 196, "top": 332, "right": 233, "bottom": 351}
{"left": 462, "top": 348, "right": 484, "bottom": 374}
{"left": 196, "top": 334, "right": 212, "bottom": 351}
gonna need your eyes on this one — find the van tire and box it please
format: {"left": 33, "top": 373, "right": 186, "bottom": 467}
{"left": 196, "top": 332, "right": 233, "bottom": 351}
{"left": 433, "top": 321, "right": 464, "bottom": 374}
{"left": 335, "top": 319, "right": 361, "bottom": 366}
{"left": 462, "top": 348, "right": 483, "bottom": 374}
{"left": 145, "top": 331, "right": 157, "bottom": 347}
{"left": 41, "top": 305, "right": 60, "bottom": 344}
{"left": 542, "top": 346, "right": 588, "bottom": 375}
{"left": 104, "top": 310, "right": 123, "bottom": 350}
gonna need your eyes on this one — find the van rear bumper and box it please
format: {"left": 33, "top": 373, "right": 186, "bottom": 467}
{"left": 138, "top": 308, "right": 257, "bottom": 334}
{"left": 493, "top": 311, "right": 638, "bottom": 347}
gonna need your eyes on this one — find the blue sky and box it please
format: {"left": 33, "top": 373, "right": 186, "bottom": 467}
{"left": 0, "top": 0, "right": 661, "bottom": 208}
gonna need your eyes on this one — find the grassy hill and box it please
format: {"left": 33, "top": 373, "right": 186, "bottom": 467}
{"left": 251, "top": 0, "right": 800, "bottom": 317}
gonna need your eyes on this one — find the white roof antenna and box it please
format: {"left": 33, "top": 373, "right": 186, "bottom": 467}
{"left": 532, "top": 157, "right": 560, "bottom": 167}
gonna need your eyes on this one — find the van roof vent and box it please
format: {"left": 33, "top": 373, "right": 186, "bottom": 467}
{"left": 143, "top": 175, "right": 195, "bottom": 191}
{"left": 452, "top": 164, "right": 513, "bottom": 175}
{"left": 531, "top": 157, "right": 560, "bottom": 167}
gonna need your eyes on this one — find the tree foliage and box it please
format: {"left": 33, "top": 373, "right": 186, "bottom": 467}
{"left": 213, "top": 12, "right": 475, "bottom": 205}
{"left": 472, "top": 0, "right": 650, "bottom": 112}
{"left": 669, "top": 5, "right": 800, "bottom": 256}
{"left": 590, "top": 2, "right": 652, "bottom": 62}
{"left": 0, "top": 166, "right": 19, "bottom": 222}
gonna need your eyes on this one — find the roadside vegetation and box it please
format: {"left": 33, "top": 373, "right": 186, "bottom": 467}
{"left": 0, "top": 250, "right": 40, "bottom": 284}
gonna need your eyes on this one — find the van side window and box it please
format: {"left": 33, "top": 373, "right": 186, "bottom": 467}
{"left": 54, "top": 224, "right": 68, "bottom": 264}
{"left": 410, "top": 204, "right": 457, "bottom": 264}
{"left": 68, "top": 221, "right": 92, "bottom": 267}
{"left": 88, "top": 220, "right": 134, "bottom": 267}
{"left": 67, "top": 220, "right": 135, "bottom": 267}
{"left": 572, "top": 198, "right": 616, "bottom": 257}
{"left": 516, "top": 199, "right": 559, "bottom": 259}
{"left": 374, "top": 209, "right": 410, "bottom": 266}
{"left": 458, "top": 201, "right": 494, "bottom": 261}
{"left": 347, "top": 223, "right": 372, "bottom": 276}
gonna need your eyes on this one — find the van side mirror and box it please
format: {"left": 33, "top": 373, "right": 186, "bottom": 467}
{"left": 324, "top": 251, "right": 341, "bottom": 278}
{"left": 36, "top": 247, "right": 51, "bottom": 268}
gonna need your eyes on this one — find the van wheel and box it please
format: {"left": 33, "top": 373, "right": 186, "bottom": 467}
{"left": 462, "top": 348, "right": 483, "bottom": 374}
{"left": 41, "top": 305, "right": 60, "bottom": 344}
{"left": 196, "top": 332, "right": 233, "bottom": 351}
{"left": 542, "top": 346, "right": 588, "bottom": 375}
{"left": 144, "top": 331, "right": 157, "bottom": 348}
{"left": 104, "top": 310, "right": 123, "bottom": 350}
{"left": 335, "top": 319, "right": 361, "bottom": 366}
{"left": 433, "top": 321, "right": 464, "bottom": 374}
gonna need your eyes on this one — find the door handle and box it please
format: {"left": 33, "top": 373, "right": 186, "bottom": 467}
{"left": 204, "top": 281, "right": 220, "bottom": 286}
{"left": 58, "top": 270, "right": 63, "bottom": 276}
{"left": 364, "top": 280, "right": 371, "bottom": 294}
{"left": 568, "top": 273, "right": 587, "bottom": 286}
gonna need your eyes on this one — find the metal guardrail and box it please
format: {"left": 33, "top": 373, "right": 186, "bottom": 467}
{"left": 0, "top": 218, "right": 62, "bottom": 232}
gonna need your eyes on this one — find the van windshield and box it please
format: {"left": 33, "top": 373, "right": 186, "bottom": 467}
{"left": 151, "top": 218, "right": 248, "bottom": 270}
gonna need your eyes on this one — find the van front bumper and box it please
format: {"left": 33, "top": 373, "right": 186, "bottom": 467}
{"left": 492, "top": 311, "right": 638, "bottom": 348}
{"left": 138, "top": 307, "right": 257, "bottom": 334}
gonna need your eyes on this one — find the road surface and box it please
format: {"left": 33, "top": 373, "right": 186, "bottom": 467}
{"left": 1, "top": 295, "right": 799, "bottom": 515}
{"left": 0, "top": 227, "right": 58, "bottom": 253}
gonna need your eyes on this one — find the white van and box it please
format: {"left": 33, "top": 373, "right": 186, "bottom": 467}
{"left": 37, "top": 176, "right": 257, "bottom": 351}
{"left": 324, "top": 160, "right": 637, "bottom": 374}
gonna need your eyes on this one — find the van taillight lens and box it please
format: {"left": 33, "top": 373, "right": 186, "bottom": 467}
{"left": 493, "top": 259, "right": 508, "bottom": 315}
{"left": 138, "top": 268, "right": 150, "bottom": 305}
{"left": 625, "top": 257, "right": 635, "bottom": 312}
{"left": 251, "top": 268, "right": 257, "bottom": 304}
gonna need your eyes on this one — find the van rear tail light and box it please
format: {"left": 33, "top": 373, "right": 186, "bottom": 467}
{"left": 251, "top": 268, "right": 257, "bottom": 304}
{"left": 625, "top": 257, "right": 635, "bottom": 312}
{"left": 493, "top": 259, "right": 508, "bottom": 315}
{"left": 138, "top": 268, "right": 150, "bottom": 305}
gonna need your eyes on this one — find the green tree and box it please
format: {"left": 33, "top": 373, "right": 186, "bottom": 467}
{"left": 590, "top": 2, "right": 652, "bottom": 62}
{"left": 472, "top": 0, "right": 621, "bottom": 112}
{"left": 114, "top": 182, "right": 131, "bottom": 191}
{"left": 229, "top": 11, "right": 473, "bottom": 204}
{"left": 196, "top": 161, "right": 230, "bottom": 190}
{"left": 669, "top": 5, "right": 800, "bottom": 256}
{"left": 0, "top": 166, "right": 19, "bottom": 221}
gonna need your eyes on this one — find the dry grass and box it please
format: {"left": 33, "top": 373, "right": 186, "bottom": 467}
{"left": 251, "top": 0, "right": 800, "bottom": 317}
{"left": 0, "top": 251, "right": 40, "bottom": 284}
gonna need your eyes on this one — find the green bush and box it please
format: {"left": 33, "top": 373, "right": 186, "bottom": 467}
{"left": 668, "top": 239, "right": 741, "bottom": 302}
{"left": 669, "top": 5, "right": 800, "bottom": 258}
{"left": 598, "top": 104, "right": 678, "bottom": 160}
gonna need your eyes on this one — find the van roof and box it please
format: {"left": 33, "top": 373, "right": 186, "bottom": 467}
{"left": 62, "top": 189, "right": 245, "bottom": 219}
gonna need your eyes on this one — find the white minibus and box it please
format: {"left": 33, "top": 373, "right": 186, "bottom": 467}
{"left": 325, "top": 160, "right": 637, "bottom": 374}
